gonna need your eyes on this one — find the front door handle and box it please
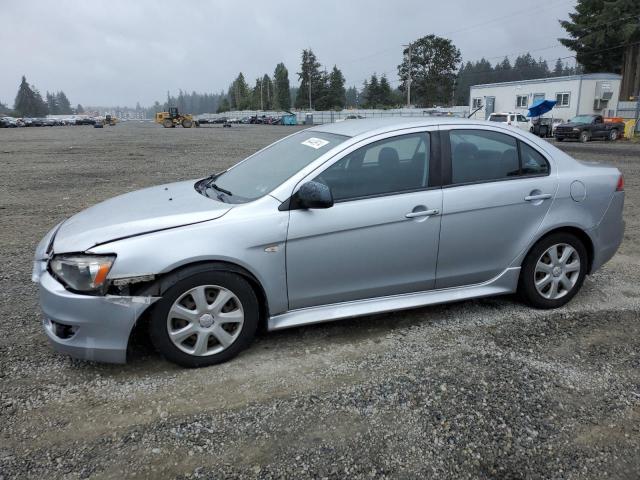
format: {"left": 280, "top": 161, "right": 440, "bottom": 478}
{"left": 524, "top": 193, "right": 552, "bottom": 202}
{"left": 405, "top": 209, "right": 439, "bottom": 218}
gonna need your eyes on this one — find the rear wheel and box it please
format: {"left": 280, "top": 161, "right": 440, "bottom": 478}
{"left": 149, "top": 271, "right": 259, "bottom": 367}
{"left": 579, "top": 131, "right": 590, "bottom": 143}
{"left": 518, "top": 233, "right": 587, "bottom": 309}
{"left": 182, "top": 119, "right": 193, "bottom": 128}
{"left": 162, "top": 119, "right": 173, "bottom": 128}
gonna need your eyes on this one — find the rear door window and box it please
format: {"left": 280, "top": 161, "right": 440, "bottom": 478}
{"left": 520, "top": 142, "right": 550, "bottom": 175}
{"left": 450, "top": 130, "right": 519, "bottom": 184}
{"left": 448, "top": 129, "right": 550, "bottom": 185}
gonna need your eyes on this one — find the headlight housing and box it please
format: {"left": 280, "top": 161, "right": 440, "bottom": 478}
{"left": 572, "top": 127, "right": 581, "bottom": 132}
{"left": 49, "top": 254, "right": 116, "bottom": 293}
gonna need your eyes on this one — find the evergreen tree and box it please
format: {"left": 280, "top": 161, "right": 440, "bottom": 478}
{"left": 560, "top": 0, "right": 640, "bottom": 98}
{"left": 14, "top": 76, "right": 48, "bottom": 116}
{"left": 75, "top": 104, "right": 85, "bottom": 114}
{"left": 345, "top": 86, "right": 359, "bottom": 108}
{"left": 262, "top": 74, "right": 274, "bottom": 110}
{"left": 229, "top": 73, "right": 251, "bottom": 110}
{"left": 46, "top": 92, "right": 59, "bottom": 114}
{"left": 217, "top": 97, "right": 230, "bottom": 113}
{"left": 273, "top": 63, "right": 291, "bottom": 110}
{"left": 295, "top": 49, "right": 323, "bottom": 109}
{"left": 553, "top": 58, "right": 564, "bottom": 76}
{"left": 56, "top": 91, "right": 72, "bottom": 114}
{"left": 363, "top": 74, "right": 380, "bottom": 108}
{"left": 326, "top": 65, "right": 346, "bottom": 109}
{"left": 378, "top": 75, "right": 394, "bottom": 107}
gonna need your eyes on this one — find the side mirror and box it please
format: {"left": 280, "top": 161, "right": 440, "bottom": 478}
{"left": 293, "top": 181, "right": 334, "bottom": 209}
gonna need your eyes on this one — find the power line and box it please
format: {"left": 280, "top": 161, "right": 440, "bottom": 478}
{"left": 336, "top": 0, "right": 574, "bottom": 67}
{"left": 352, "top": 15, "right": 639, "bottom": 88}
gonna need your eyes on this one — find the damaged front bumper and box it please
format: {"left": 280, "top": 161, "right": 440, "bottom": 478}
{"left": 37, "top": 270, "right": 158, "bottom": 363}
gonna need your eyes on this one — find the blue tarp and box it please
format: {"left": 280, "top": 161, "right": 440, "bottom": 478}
{"left": 527, "top": 99, "right": 557, "bottom": 118}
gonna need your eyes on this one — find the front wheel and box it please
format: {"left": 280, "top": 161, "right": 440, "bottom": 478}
{"left": 518, "top": 233, "right": 588, "bottom": 309}
{"left": 149, "top": 271, "right": 259, "bottom": 367}
{"left": 579, "top": 131, "right": 590, "bottom": 143}
{"left": 607, "top": 129, "right": 619, "bottom": 141}
{"left": 182, "top": 119, "right": 193, "bottom": 128}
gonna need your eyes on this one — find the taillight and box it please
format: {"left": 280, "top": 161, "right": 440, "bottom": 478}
{"left": 616, "top": 174, "right": 624, "bottom": 191}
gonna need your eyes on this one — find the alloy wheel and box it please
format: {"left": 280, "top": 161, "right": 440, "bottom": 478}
{"left": 166, "top": 285, "right": 244, "bottom": 356}
{"left": 534, "top": 243, "right": 581, "bottom": 300}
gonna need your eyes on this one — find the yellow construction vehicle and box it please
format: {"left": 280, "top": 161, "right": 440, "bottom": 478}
{"left": 155, "top": 107, "right": 197, "bottom": 128}
{"left": 104, "top": 114, "right": 117, "bottom": 126}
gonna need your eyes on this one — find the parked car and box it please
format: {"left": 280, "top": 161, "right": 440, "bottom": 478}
{"left": 33, "top": 118, "right": 625, "bottom": 367}
{"left": 530, "top": 118, "right": 561, "bottom": 138}
{"left": 554, "top": 115, "right": 625, "bottom": 142}
{"left": 0, "top": 116, "right": 18, "bottom": 127}
{"left": 488, "top": 112, "right": 530, "bottom": 131}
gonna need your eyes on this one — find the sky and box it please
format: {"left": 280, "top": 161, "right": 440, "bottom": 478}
{"left": 0, "top": 0, "right": 577, "bottom": 108}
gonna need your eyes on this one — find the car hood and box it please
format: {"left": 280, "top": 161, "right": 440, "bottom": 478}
{"left": 53, "top": 180, "right": 232, "bottom": 253}
{"left": 558, "top": 122, "right": 587, "bottom": 128}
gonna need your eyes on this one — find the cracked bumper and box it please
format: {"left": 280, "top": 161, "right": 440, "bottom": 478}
{"left": 38, "top": 270, "right": 157, "bottom": 363}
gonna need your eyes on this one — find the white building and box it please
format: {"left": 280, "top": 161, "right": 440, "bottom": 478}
{"left": 469, "top": 73, "right": 622, "bottom": 122}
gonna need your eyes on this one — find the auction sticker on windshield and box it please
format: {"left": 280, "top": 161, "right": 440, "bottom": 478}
{"left": 301, "top": 137, "right": 330, "bottom": 149}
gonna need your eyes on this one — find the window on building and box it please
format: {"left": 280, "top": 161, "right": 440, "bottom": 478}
{"left": 472, "top": 98, "right": 482, "bottom": 109}
{"left": 533, "top": 93, "right": 545, "bottom": 103}
{"left": 556, "top": 92, "right": 570, "bottom": 107}
{"left": 516, "top": 95, "right": 528, "bottom": 108}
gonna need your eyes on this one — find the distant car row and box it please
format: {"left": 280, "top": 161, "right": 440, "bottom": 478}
{"left": 197, "top": 114, "right": 293, "bottom": 125}
{"left": 0, "top": 116, "right": 104, "bottom": 128}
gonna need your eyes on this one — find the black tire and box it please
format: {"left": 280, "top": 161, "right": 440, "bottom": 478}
{"left": 149, "top": 271, "right": 259, "bottom": 367}
{"left": 162, "top": 119, "right": 173, "bottom": 128}
{"left": 579, "top": 130, "right": 590, "bottom": 143}
{"left": 607, "top": 129, "right": 619, "bottom": 141}
{"left": 518, "top": 232, "right": 588, "bottom": 309}
{"left": 182, "top": 119, "right": 193, "bottom": 128}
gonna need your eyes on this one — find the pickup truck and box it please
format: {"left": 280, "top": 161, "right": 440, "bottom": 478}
{"left": 554, "top": 114, "right": 625, "bottom": 143}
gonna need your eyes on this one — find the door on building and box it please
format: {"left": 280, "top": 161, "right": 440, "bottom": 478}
{"left": 484, "top": 97, "right": 495, "bottom": 119}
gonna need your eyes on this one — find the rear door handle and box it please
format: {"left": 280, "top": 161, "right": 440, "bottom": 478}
{"left": 524, "top": 193, "right": 552, "bottom": 202}
{"left": 405, "top": 209, "right": 439, "bottom": 218}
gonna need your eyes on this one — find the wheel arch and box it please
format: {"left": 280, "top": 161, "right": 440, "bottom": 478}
{"left": 127, "top": 260, "right": 271, "bottom": 352}
{"left": 524, "top": 226, "right": 595, "bottom": 274}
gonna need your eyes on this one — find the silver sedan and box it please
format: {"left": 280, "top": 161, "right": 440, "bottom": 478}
{"left": 32, "top": 118, "right": 625, "bottom": 367}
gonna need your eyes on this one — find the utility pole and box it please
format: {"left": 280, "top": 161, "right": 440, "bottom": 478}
{"left": 308, "top": 71, "right": 312, "bottom": 110}
{"left": 402, "top": 43, "right": 412, "bottom": 107}
{"left": 635, "top": 89, "right": 640, "bottom": 134}
{"left": 260, "top": 78, "right": 264, "bottom": 111}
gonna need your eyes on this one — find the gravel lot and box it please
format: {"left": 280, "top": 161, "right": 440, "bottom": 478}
{"left": 1, "top": 123, "right": 639, "bottom": 479}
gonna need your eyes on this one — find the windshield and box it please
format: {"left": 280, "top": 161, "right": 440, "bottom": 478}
{"left": 569, "top": 115, "right": 594, "bottom": 123}
{"left": 489, "top": 114, "right": 508, "bottom": 122}
{"left": 206, "top": 130, "right": 348, "bottom": 203}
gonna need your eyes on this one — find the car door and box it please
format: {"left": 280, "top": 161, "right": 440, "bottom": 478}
{"left": 516, "top": 114, "right": 530, "bottom": 131}
{"left": 285, "top": 129, "right": 443, "bottom": 310}
{"left": 593, "top": 116, "right": 606, "bottom": 138}
{"left": 436, "top": 127, "right": 558, "bottom": 289}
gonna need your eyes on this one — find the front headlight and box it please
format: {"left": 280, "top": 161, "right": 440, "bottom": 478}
{"left": 49, "top": 254, "right": 116, "bottom": 292}
{"left": 572, "top": 127, "right": 581, "bottom": 132}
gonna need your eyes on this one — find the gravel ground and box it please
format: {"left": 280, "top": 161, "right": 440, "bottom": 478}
{"left": 0, "top": 123, "right": 639, "bottom": 479}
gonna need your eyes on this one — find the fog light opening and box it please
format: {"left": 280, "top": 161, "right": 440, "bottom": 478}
{"left": 51, "top": 320, "right": 78, "bottom": 340}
